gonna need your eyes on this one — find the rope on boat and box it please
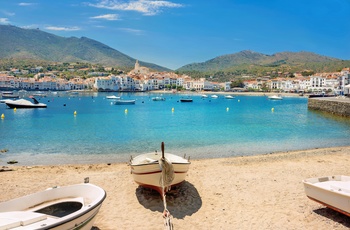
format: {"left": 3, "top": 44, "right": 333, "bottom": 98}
{"left": 159, "top": 143, "right": 175, "bottom": 230}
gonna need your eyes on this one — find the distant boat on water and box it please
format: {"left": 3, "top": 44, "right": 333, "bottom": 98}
{"left": 1, "top": 91, "right": 19, "bottom": 99}
{"left": 106, "top": 95, "right": 120, "bottom": 99}
{"left": 225, "top": 95, "right": 235, "bottom": 99}
{"left": 114, "top": 99, "right": 136, "bottom": 105}
{"left": 268, "top": 95, "right": 283, "bottom": 100}
{"left": 180, "top": 98, "right": 193, "bottom": 102}
{"left": 152, "top": 96, "right": 166, "bottom": 101}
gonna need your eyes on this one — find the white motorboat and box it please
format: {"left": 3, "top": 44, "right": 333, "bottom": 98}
{"left": 201, "top": 95, "right": 208, "bottom": 98}
{"left": 268, "top": 95, "right": 283, "bottom": 100}
{"left": 152, "top": 97, "right": 166, "bottom": 101}
{"left": 1, "top": 91, "right": 19, "bottom": 99}
{"left": 303, "top": 175, "right": 350, "bottom": 216}
{"left": 114, "top": 99, "right": 136, "bottom": 105}
{"left": 5, "top": 97, "right": 47, "bottom": 108}
{"left": 211, "top": 95, "right": 218, "bottom": 99}
{"left": 106, "top": 95, "right": 120, "bottom": 99}
{"left": 225, "top": 95, "right": 235, "bottom": 99}
{"left": 0, "top": 182, "right": 106, "bottom": 230}
{"left": 129, "top": 142, "right": 190, "bottom": 194}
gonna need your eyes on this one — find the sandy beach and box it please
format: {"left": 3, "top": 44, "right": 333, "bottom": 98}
{"left": 1, "top": 146, "right": 350, "bottom": 229}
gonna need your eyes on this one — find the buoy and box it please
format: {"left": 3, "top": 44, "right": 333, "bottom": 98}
{"left": 271, "top": 108, "right": 275, "bottom": 112}
{"left": 226, "top": 107, "right": 229, "bottom": 111}
{"left": 1, "top": 114, "right": 4, "bottom": 119}
{"left": 14, "top": 108, "right": 17, "bottom": 112}
{"left": 74, "top": 111, "right": 77, "bottom": 116}
{"left": 172, "top": 108, "right": 175, "bottom": 112}
{"left": 125, "top": 109, "right": 128, "bottom": 113}
{"left": 238, "top": 99, "right": 240, "bottom": 102}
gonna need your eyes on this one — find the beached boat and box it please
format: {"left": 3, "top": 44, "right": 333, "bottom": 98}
{"left": 303, "top": 175, "right": 350, "bottom": 216}
{"left": 114, "top": 99, "right": 136, "bottom": 105}
{"left": 129, "top": 142, "right": 190, "bottom": 194}
{"left": 0, "top": 182, "right": 106, "bottom": 230}
{"left": 225, "top": 95, "right": 235, "bottom": 99}
{"left": 106, "top": 95, "right": 120, "bottom": 99}
{"left": 152, "top": 96, "right": 166, "bottom": 101}
{"left": 5, "top": 97, "right": 47, "bottom": 108}
{"left": 268, "top": 95, "right": 283, "bottom": 100}
{"left": 180, "top": 98, "right": 193, "bottom": 102}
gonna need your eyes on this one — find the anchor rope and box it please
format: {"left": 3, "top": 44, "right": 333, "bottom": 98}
{"left": 159, "top": 157, "right": 175, "bottom": 230}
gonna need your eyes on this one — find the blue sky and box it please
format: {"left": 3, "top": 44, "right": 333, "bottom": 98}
{"left": 0, "top": 0, "right": 349, "bottom": 70}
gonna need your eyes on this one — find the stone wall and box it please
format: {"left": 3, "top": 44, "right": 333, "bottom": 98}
{"left": 308, "top": 98, "right": 350, "bottom": 117}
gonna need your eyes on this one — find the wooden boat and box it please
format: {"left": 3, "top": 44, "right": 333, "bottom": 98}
{"left": 303, "top": 175, "right": 350, "bottom": 216}
{"left": 5, "top": 97, "right": 47, "bottom": 108}
{"left": 114, "top": 99, "right": 136, "bottom": 105}
{"left": 0, "top": 182, "right": 106, "bottom": 230}
{"left": 129, "top": 142, "right": 190, "bottom": 194}
{"left": 180, "top": 98, "right": 193, "bottom": 102}
{"left": 268, "top": 95, "right": 283, "bottom": 100}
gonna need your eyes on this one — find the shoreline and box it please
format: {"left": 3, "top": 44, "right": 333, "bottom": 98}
{"left": 2, "top": 146, "right": 350, "bottom": 229}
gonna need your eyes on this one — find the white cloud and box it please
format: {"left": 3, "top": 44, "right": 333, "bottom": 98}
{"left": 118, "top": 27, "right": 144, "bottom": 35}
{"left": 0, "top": 18, "right": 10, "bottom": 24}
{"left": 18, "top": 3, "right": 36, "bottom": 6}
{"left": 88, "top": 0, "right": 184, "bottom": 16}
{"left": 90, "top": 14, "right": 120, "bottom": 20}
{"left": 45, "top": 26, "right": 81, "bottom": 31}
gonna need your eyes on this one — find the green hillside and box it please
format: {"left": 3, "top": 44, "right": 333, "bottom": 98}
{"left": 0, "top": 25, "right": 169, "bottom": 71}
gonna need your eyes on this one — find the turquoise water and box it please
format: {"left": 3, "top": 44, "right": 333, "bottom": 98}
{"left": 1, "top": 92, "right": 350, "bottom": 165}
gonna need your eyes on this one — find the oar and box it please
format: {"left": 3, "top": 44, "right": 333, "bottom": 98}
{"left": 161, "top": 142, "right": 165, "bottom": 160}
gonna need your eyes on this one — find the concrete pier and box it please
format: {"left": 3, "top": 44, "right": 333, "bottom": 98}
{"left": 308, "top": 97, "right": 350, "bottom": 117}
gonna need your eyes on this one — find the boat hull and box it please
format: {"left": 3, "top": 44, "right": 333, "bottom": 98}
{"left": 180, "top": 99, "right": 193, "bottom": 102}
{"left": 130, "top": 152, "right": 190, "bottom": 193}
{"left": 5, "top": 98, "right": 47, "bottom": 108}
{"left": 0, "top": 183, "right": 106, "bottom": 230}
{"left": 303, "top": 175, "right": 350, "bottom": 216}
{"left": 114, "top": 100, "right": 136, "bottom": 105}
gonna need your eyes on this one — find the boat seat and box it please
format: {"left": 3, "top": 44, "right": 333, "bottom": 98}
{"left": 0, "top": 211, "right": 47, "bottom": 229}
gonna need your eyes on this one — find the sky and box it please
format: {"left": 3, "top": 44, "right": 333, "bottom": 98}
{"left": 0, "top": 0, "right": 349, "bottom": 70}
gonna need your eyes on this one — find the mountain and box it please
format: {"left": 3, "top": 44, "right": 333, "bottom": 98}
{"left": 0, "top": 25, "right": 170, "bottom": 71}
{"left": 177, "top": 50, "right": 349, "bottom": 74}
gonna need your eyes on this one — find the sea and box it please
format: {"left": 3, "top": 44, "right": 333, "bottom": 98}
{"left": 1, "top": 91, "right": 350, "bottom": 166}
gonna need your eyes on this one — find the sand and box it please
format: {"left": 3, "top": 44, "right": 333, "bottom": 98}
{"left": 1, "top": 146, "right": 350, "bottom": 229}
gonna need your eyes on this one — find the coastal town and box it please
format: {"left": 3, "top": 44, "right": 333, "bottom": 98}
{"left": 0, "top": 60, "right": 349, "bottom": 95}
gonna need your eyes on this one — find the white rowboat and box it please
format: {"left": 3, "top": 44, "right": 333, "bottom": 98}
{"left": 0, "top": 182, "right": 106, "bottom": 230}
{"left": 303, "top": 175, "right": 350, "bottom": 216}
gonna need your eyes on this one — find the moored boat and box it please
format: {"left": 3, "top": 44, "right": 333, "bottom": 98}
{"left": 106, "top": 95, "right": 120, "bottom": 99}
{"left": 268, "top": 94, "right": 283, "bottom": 100}
{"left": 2, "top": 91, "right": 19, "bottom": 99}
{"left": 152, "top": 96, "right": 166, "bottom": 101}
{"left": 211, "top": 95, "right": 218, "bottom": 99}
{"left": 5, "top": 97, "right": 47, "bottom": 108}
{"left": 303, "top": 175, "right": 350, "bottom": 216}
{"left": 180, "top": 98, "right": 193, "bottom": 102}
{"left": 0, "top": 181, "right": 106, "bottom": 230}
{"left": 114, "top": 99, "right": 136, "bottom": 105}
{"left": 129, "top": 142, "right": 190, "bottom": 194}
{"left": 225, "top": 95, "right": 235, "bottom": 99}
